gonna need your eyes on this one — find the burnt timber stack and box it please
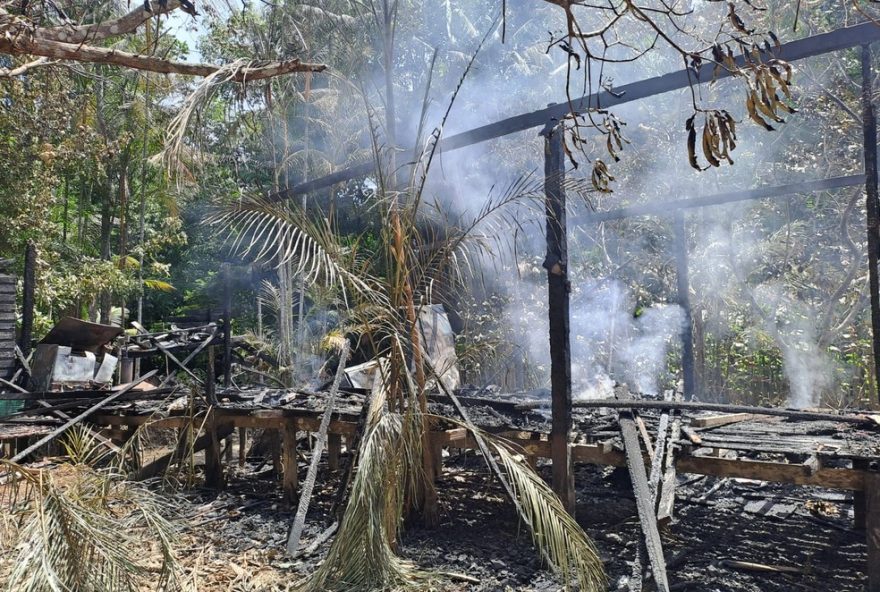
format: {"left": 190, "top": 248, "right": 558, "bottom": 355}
{"left": 2, "top": 324, "right": 880, "bottom": 588}
{"left": 0, "top": 261, "right": 15, "bottom": 382}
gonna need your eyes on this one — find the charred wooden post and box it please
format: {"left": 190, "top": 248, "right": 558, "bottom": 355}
{"left": 19, "top": 241, "right": 36, "bottom": 358}
{"left": 271, "top": 430, "right": 283, "bottom": 475}
{"left": 862, "top": 44, "right": 880, "bottom": 403}
{"left": 119, "top": 337, "right": 134, "bottom": 384}
{"left": 238, "top": 427, "right": 247, "bottom": 467}
{"left": 0, "top": 265, "right": 16, "bottom": 382}
{"left": 204, "top": 417, "right": 225, "bottom": 490}
{"left": 222, "top": 263, "right": 233, "bottom": 387}
{"left": 206, "top": 346, "right": 218, "bottom": 406}
{"left": 866, "top": 471, "right": 880, "bottom": 592}
{"left": 542, "top": 121, "right": 575, "bottom": 514}
{"left": 673, "top": 212, "right": 696, "bottom": 399}
{"left": 328, "top": 433, "right": 341, "bottom": 471}
{"left": 282, "top": 422, "right": 299, "bottom": 504}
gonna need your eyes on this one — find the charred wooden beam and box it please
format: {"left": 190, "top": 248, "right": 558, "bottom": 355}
{"left": 19, "top": 242, "right": 35, "bottom": 358}
{"left": 866, "top": 471, "right": 880, "bottom": 592}
{"left": 543, "top": 122, "right": 575, "bottom": 515}
{"left": 578, "top": 174, "right": 864, "bottom": 223}
{"left": 8, "top": 370, "right": 157, "bottom": 464}
{"left": 514, "top": 398, "right": 878, "bottom": 424}
{"left": 205, "top": 415, "right": 225, "bottom": 490}
{"left": 273, "top": 23, "right": 880, "bottom": 200}
{"left": 286, "top": 343, "right": 350, "bottom": 555}
{"left": 863, "top": 44, "right": 880, "bottom": 404}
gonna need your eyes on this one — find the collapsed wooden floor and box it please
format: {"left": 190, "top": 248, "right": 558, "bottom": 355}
{"left": 3, "top": 386, "right": 879, "bottom": 589}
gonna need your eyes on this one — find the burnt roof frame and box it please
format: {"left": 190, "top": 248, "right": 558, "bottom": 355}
{"left": 270, "top": 21, "right": 880, "bottom": 207}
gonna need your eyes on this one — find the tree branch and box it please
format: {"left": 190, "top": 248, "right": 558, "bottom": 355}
{"left": 0, "top": 36, "right": 327, "bottom": 81}
{"left": 36, "top": 0, "right": 183, "bottom": 44}
{"left": 0, "top": 55, "right": 55, "bottom": 77}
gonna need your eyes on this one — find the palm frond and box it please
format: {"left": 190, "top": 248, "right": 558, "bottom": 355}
{"left": 0, "top": 460, "right": 190, "bottom": 592}
{"left": 297, "top": 373, "right": 430, "bottom": 591}
{"left": 486, "top": 436, "right": 606, "bottom": 591}
{"left": 205, "top": 194, "right": 384, "bottom": 308}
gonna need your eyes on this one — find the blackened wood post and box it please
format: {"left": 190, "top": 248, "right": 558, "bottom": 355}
{"left": 863, "top": 45, "right": 880, "bottom": 403}
{"left": 222, "top": 264, "right": 233, "bottom": 387}
{"left": 19, "top": 241, "right": 35, "bottom": 358}
{"left": 866, "top": 471, "right": 880, "bottom": 592}
{"left": 206, "top": 346, "right": 217, "bottom": 406}
{"left": 673, "top": 211, "right": 696, "bottom": 399}
{"left": 542, "top": 122, "right": 575, "bottom": 514}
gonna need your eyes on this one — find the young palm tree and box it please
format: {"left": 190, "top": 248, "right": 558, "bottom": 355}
{"left": 206, "top": 36, "right": 605, "bottom": 589}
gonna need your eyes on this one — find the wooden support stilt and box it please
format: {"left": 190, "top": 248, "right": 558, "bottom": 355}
{"left": 430, "top": 437, "right": 443, "bottom": 481}
{"left": 271, "top": 430, "right": 282, "bottom": 475}
{"left": 238, "top": 427, "right": 247, "bottom": 467}
{"left": 865, "top": 471, "right": 880, "bottom": 592}
{"left": 856, "top": 459, "right": 869, "bottom": 529}
{"left": 206, "top": 346, "right": 217, "bottom": 406}
{"left": 224, "top": 435, "right": 233, "bottom": 462}
{"left": 205, "top": 417, "right": 225, "bottom": 490}
{"left": 542, "top": 121, "right": 575, "bottom": 515}
{"left": 282, "top": 422, "right": 299, "bottom": 504}
{"left": 328, "top": 432, "right": 341, "bottom": 471}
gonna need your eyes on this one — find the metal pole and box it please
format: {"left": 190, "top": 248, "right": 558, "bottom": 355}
{"left": 673, "top": 211, "right": 696, "bottom": 399}
{"left": 542, "top": 122, "right": 574, "bottom": 514}
{"left": 861, "top": 44, "right": 880, "bottom": 403}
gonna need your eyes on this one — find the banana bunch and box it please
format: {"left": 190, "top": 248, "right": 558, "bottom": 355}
{"left": 686, "top": 110, "right": 737, "bottom": 170}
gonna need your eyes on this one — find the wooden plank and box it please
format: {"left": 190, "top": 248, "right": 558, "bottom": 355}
{"left": 286, "top": 343, "right": 350, "bottom": 555}
{"left": 617, "top": 391, "right": 670, "bottom": 592}
{"left": 282, "top": 421, "right": 299, "bottom": 504}
{"left": 648, "top": 412, "right": 671, "bottom": 507}
{"left": 636, "top": 416, "right": 654, "bottom": 461}
{"left": 866, "top": 472, "right": 880, "bottom": 592}
{"left": 91, "top": 411, "right": 359, "bottom": 436}
{"left": 327, "top": 433, "right": 341, "bottom": 471}
{"left": 677, "top": 455, "right": 866, "bottom": 490}
{"left": 238, "top": 427, "right": 247, "bottom": 467}
{"left": 8, "top": 371, "right": 157, "bottom": 463}
{"left": 657, "top": 409, "right": 683, "bottom": 522}
{"left": 205, "top": 417, "right": 225, "bottom": 489}
{"left": 691, "top": 413, "right": 763, "bottom": 429}
{"left": 680, "top": 425, "right": 703, "bottom": 445}
{"left": 515, "top": 398, "right": 876, "bottom": 424}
